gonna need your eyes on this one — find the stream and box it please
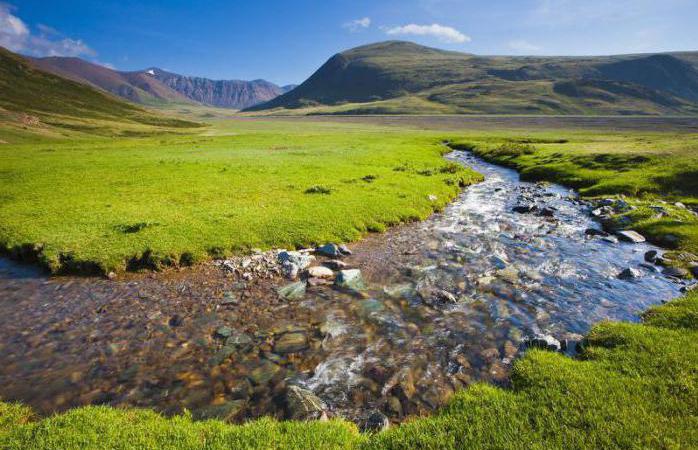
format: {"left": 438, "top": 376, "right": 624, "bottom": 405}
{"left": 0, "top": 151, "right": 685, "bottom": 425}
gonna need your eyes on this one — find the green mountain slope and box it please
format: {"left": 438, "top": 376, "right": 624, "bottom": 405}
{"left": 247, "top": 41, "right": 698, "bottom": 115}
{"left": 0, "top": 46, "right": 199, "bottom": 137}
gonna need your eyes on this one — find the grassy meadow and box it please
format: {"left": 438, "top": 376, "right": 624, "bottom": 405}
{"left": 2, "top": 117, "right": 698, "bottom": 274}
{"left": 0, "top": 120, "right": 477, "bottom": 274}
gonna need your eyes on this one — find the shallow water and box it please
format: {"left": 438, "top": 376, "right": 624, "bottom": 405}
{"left": 0, "top": 151, "right": 684, "bottom": 424}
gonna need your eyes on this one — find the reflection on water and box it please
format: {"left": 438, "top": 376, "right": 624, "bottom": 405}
{"left": 0, "top": 151, "right": 683, "bottom": 424}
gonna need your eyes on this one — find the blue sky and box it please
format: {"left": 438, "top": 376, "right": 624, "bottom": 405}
{"left": 2, "top": 0, "right": 697, "bottom": 85}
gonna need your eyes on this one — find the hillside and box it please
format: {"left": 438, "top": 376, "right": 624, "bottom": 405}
{"left": 32, "top": 57, "right": 289, "bottom": 110}
{"left": 247, "top": 41, "right": 698, "bottom": 115}
{"left": 0, "top": 47, "right": 199, "bottom": 138}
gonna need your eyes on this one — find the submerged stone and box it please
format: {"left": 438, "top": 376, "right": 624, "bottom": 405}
{"left": 273, "top": 332, "right": 308, "bottom": 354}
{"left": 214, "top": 326, "right": 233, "bottom": 339}
{"left": 277, "top": 281, "right": 307, "bottom": 300}
{"left": 335, "top": 269, "right": 366, "bottom": 291}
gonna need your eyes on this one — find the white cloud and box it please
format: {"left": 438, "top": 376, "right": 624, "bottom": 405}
{"left": 0, "top": 2, "right": 95, "bottom": 57}
{"left": 384, "top": 23, "right": 470, "bottom": 44}
{"left": 343, "top": 17, "right": 371, "bottom": 32}
{"left": 508, "top": 39, "right": 542, "bottom": 54}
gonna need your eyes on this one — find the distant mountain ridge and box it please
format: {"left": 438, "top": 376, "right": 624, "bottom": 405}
{"left": 30, "top": 57, "right": 291, "bottom": 110}
{"left": 247, "top": 41, "right": 698, "bottom": 116}
{"left": 0, "top": 47, "right": 198, "bottom": 135}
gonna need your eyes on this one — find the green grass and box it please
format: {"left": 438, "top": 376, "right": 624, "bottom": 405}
{"left": 1, "top": 291, "right": 695, "bottom": 449}
{"left": 0, "top": 120, "right": 477, "bottom": 274}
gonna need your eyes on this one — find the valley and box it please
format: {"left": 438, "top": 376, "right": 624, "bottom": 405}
{"left": 1, "top": 15, "right": 698, "bottom": 447}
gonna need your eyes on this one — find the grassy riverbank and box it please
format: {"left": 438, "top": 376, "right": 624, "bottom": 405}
{"left": 0, "top": 121, "right": 476, "bottom": 275}
{"left": 1, "top": 290, "right": 695, "bottom": 448}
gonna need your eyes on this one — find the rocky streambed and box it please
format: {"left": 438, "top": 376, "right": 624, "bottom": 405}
{"left": 0, "top": 151, "right": 690, "bottom": 430}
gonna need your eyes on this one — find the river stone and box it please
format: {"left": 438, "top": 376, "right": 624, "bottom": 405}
{"left": 249, "top": 360, "right": 280, "bottom": 385}
{"left": 618, "top": 267, "right": 642, "bottom": 280}
{"left": 278, "top": 251, "right": 315, "bottom": 270}
{"left": 323, "top": 259, "right": 348, "bottom": 270}
{"left": 285, "top": 385, "right": 327, "bottom": 420}
{"left": 215, "top": 326, "right": 233, "bottom": 339}
{"left": 226, "top": 332, "right": 253, "bottom": 348}
{"left": 602, "top": 235, "right": 619, "bottom": 244}
{"left": 513, "top": 203, "right": 537, "bottom": 214}
{"left": 362, "top": 410, "right": 390, "bottom": 432}
{"left": 273, "top": 332, "right": 308, "bottom": 354}
{"left": 538, "top": 206, "right": 556, "bottom": 217}
{"left": 335, "top": 269, "right": 366, "bottom": 291}
{"left": 277, "top": 281, "right": 306, "bottom": 300}
{"left": 282, "top": 262, "right": 300, "bottom": 280}
{"left": 662, "top": 267, "right": 690, "bottom": 279}
{"left": 616, "top": 230, "right": 646, "bottom": 243}
{"left": 210, "top": 345, "right": 237, "bottom": 365}
{"left": 644, "top": 250, "right": 659, "bottom": 263}
{"left": 192, "top": 400, "right": 245, "bottom": 422}
{"left": 338, "top": 244, "right": 353, "bottom": 256}
{"left": 316, "top": 243, "right": 342, "bottom": 257}
{"left": 306, "top": 265, "right": 334, "bottom": 279}
{"left": 523, "top": 334, "right": 561, "bottom": 352}
{"left": 383, "top": 283, "right": 414, "bottom": 299}
{"left": 585, "top": 228, "right": 608, "bottom": 237}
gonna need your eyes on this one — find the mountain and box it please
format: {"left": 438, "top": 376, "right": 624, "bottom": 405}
{"left": 0, "top": 46, "right": 198, "bottom": 134}
{"left": 31, "top": 57, "right": 289, "bottom": 110}
{"left": 144, "top": 68, "right": 287, "bottom": 109}
{"left": 30, "top": 57, "right": 193, "bottom": 106}
{"left": 247, "top": 41, "right": 698, "bottom": 115}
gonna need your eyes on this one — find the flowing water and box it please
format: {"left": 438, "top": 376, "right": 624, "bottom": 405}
{"left": 0, "top": 151, "right": 685, "bottom": 424}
